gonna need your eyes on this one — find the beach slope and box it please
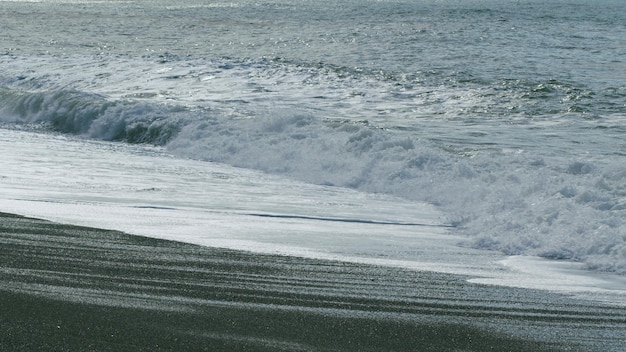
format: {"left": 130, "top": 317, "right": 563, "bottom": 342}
{"left": 1, "top": 213, "right": 624, "bottom": 351}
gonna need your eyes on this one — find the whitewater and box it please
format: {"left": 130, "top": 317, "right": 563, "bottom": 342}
{"left": 1, "top": 0, "right": 626, "bottom": 303}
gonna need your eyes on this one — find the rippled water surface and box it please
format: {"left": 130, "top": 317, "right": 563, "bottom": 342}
{"left": 1, "top": 0, "right": 626, "bottom": 276}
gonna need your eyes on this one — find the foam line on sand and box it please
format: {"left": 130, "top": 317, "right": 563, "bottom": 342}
{"left": 1, "top": 213, "right": 625, "bottom": 351}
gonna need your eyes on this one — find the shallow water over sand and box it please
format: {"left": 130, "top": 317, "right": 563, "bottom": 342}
{"left": 2, "top": 128, "right": 625, "bottom": 306}
{"left": 2, "top": 212, "right": 625, "bottom": 351}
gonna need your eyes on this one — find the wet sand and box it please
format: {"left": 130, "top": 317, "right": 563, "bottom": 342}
{"left": 1, "top": 212, "right": 624, "bottom": 351}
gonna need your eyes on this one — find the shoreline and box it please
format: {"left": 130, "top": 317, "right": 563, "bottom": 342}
{"left": 1, "top": 212, "right": 625, "bottom": 351}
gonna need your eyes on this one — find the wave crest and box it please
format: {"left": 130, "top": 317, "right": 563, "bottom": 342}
{"left": 1, "top": 54, "right": 625, "bottom": 275}
{"left": 0, "top": 88, "right": 183, "bottom": 145}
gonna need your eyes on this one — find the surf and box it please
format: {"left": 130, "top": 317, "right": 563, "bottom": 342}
{"left": 1, "top": 52, "right": 626, "bottom": 277}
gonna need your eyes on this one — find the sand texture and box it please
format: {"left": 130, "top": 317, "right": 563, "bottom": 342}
{"left": 1, "top": 213, "right": 624, "bottom": 351}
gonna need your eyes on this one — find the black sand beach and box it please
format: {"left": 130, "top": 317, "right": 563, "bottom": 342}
{"left": 1, "top": 212, "right": 624, "bottom": 351}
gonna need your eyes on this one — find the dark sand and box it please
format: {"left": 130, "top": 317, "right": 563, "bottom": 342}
{"left": 1, "top": 212, "right": 624, "bottom": 351}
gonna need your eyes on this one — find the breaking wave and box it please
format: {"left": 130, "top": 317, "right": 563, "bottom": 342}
{"left": 0, "top": 88, "right": 182, "bottom": 145}
{"left": 1, "top": 55, "right": 625, "bottom": 275}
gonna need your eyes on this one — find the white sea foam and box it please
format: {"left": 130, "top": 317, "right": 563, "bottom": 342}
{"left": 1, "top": 0, "right": 626, "bottom": 307}
{"left": 3, "top": 128, "right": 626, "bottom": 305}
{"left": 1, "top": 53, "right": 625, "bottom": 277}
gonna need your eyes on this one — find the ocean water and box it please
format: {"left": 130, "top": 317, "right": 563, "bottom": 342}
{"left": 1, "top": 0, "right": 625, "bottom": 300}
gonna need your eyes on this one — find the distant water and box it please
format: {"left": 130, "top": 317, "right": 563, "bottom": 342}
{"left": 1, "top": 0, "right": 625, "bottom": 275}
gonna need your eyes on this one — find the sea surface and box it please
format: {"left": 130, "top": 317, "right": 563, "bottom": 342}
{"left": 1, "top": 0, "right": 626, "bottom": 302}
